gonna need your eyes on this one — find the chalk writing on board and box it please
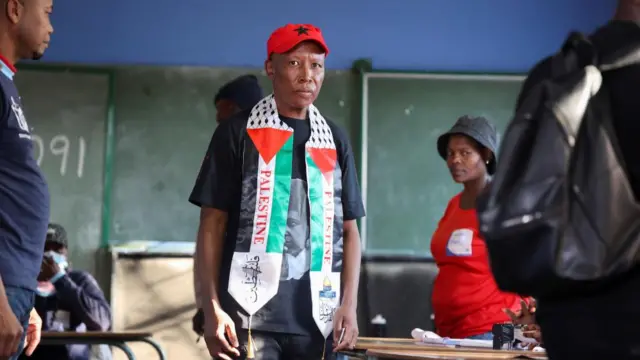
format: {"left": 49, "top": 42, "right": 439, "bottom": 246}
{"left": 31, "top": 134, "right": 87, "bottom": 178}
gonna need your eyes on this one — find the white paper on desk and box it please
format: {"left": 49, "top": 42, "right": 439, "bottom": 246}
{"left": 514, "top": 327, "right": 547, "bottom": 353}
{"left": 411, "top": 329, "right": 499, "bottom": 349}
{"left": 453, "top": 339, "right": 493, "bottom": 348}
{"left": 412, "top": 327, "right": 545, "bottom": 352}
{"left": 411, "top": 328, "right": 445, "bottom": 345}
{"left": 410, "top": 329, "right": 492, "bottom": 348}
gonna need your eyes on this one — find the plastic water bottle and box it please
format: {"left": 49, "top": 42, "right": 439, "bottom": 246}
{"left": 371, "top": 314, "right": 387, "bottom": 337}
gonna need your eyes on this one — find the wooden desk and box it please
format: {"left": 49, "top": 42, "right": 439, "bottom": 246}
{"left": 367, "top": 348, "right": 537, "bottom": 359}
{"left": 353, "top": 337, "right": 546, "bottom": 360}
{"left": 40, "top": 331, "right": 166, "bottom": 360}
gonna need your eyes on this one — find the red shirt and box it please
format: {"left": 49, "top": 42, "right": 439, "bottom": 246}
{"left": 430, "top": 193, "right": 523, "bottom": 338}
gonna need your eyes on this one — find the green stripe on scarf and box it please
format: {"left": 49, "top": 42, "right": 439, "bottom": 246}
{"left": 266, "top": 136, "right": 294, "bottom": 253}
{"left": 307, "top": 152, "right": 325, "bottom": 272}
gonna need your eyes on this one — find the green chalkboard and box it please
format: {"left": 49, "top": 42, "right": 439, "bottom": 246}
{"left": 110, "top": 67, "right": 358, "bottom": 243}
{"left": 361, "top": 73, "right": 524, "bottom": 256}
{"left": 15, "top": 70, "right": 109, "bottom": 274}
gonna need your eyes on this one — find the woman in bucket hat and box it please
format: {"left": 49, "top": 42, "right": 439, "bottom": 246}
{"left": 428, "top": 115, "right": 535, "bottom": 342}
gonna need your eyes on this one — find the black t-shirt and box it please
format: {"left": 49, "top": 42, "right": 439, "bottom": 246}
{"left": 189, "top": 109, "right": 365, "bottom": 335}
{"left": 516, "top": 21, "right": 640, "bottom": 312}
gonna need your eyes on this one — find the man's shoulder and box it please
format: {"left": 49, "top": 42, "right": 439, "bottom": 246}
{"left": 590, "top": 21, "right": 640, "bottom": 58}
{"left": 0, "top": 78, "right": 8, "bottom": 98}
{"left": 0, "top": 76, "right": 18, "bottom": 108}
{"left": 323, "top": 117, "right": 351, "bottom": 145}
{"left": 220, "top": 109, "right": 251, "bottom": 133}
{"left": 521, "top": 56, "right": 554, "bottom": 90}
{"left": 516, "top": 56, "right": 554, "bottom": 108}
{"left": 527, "top": 56, "right": 553, "bottom": 80}
{"left": 522, "top": 22, "right": 640, "bottom": 87}
{"left": 68, "top": 269, "right": 100, "bottom": 286}
{"left": 212, "top": 109, "right": 251, "bottom": 146}
{"left": 0, "top": 80, "right": 9, "bottom": 124}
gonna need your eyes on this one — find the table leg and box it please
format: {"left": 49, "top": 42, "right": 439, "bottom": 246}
{"left": 136, "top": 337, "right": 167, "bottom": 360}
{"left": 109, "top": 342, "right": 137, "bottom": 360}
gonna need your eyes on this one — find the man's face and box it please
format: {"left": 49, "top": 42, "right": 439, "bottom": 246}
{"left": 7, "top": 0, "right": 54, "bottom": 60}
{"left": 265, "top": 41, "right": 325, "bottom": 111}
{"left": 215, "top": 99, "right": 240, "bottom": 123}
{"left": 44, "top": 241, "right": 67, "bottom": 256}
{"left": 39, "top": 241, "right": 67, "bottom": 281}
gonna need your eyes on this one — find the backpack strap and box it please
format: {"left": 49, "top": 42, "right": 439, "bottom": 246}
{"left": 595, "top": 23, "right": 640, "bottom": 71}
{"left": 600, "top": 46, "right": 640, "bottom": 71}
{"left": 550, "top": 32, "right": 598, "bottom": 77}
{"left": 554, "top": 25, "right": 640, "bottom": 74}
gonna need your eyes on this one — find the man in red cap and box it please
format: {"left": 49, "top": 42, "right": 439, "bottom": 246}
{"left": 190, "top": 24, "right": 364, "bottom": 359}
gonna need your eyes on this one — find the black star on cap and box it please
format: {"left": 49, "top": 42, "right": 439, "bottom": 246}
{"left": 294, "top": 26, "right": 309, "bottom": 36}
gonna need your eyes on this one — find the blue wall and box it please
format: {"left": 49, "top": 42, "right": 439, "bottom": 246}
{"left": 46, "top": 0, "right": 614, "bottom": 71}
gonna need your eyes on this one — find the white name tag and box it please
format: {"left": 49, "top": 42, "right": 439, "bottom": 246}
{"left": 446, "top": 229, "right": 474, "bottom": 257}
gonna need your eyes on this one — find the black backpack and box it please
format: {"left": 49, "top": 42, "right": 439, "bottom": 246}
{"left": 476, "top": 31, "right": 640, "bottom": 299}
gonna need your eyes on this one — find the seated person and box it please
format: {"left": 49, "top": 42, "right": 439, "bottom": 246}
{"left": 430, "top": 116, "right": 529, "bottom": 340}
{"left": 20, "top": 223, "right": 112, "bottom": 360}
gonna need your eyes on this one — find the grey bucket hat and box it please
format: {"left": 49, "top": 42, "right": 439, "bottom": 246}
{"left": 437, "top": 115, "right": 498, "bottom": 175}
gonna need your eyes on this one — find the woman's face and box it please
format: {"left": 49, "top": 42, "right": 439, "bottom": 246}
{"left": 446, "top": 135, "right": 488, "bottom": 184}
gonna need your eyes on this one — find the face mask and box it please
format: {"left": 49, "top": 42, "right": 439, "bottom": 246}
{"left": 37, "top": 251, "right": 67, "bottom": 298}
{"left": 36, "top": 281, "right": 56, "bottom": 298}
{"left": 44, "top": 251, "right": 68, "bottom": 270}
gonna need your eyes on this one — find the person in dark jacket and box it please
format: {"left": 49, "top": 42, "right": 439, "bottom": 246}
{"left": 514, "top": 2, "right": 640, "bottom": 358}
{"left": 20, "top": 223, "right": 112, "bottom": 360}
{"left": 212, "top": 74, "right": 264, "bottom": 124}
{"left": 192, "top": 74, "right": 264, "bottom": 337}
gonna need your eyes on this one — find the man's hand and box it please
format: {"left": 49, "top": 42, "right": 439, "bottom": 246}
{"left": 0, "top": 302, "right": 24, "bottom": 358}
{"left": 504, "top": 299, "right": 542, "bottom": 350}
{"left": 37, "top": 257, "right": 60, "bottom": 282}
{"left": 504, "top": 299, "right": 536, "bottom": 326}
{"left": 333, "top": 304, "right": 358, "bottom": 352}
{"left": 192, "top": 308, "right": 205, "bottom": 336}
{"left": 23, "top": 309, "right": 42, "bottom": 356}
{"left": 203, "top": 307, "right": 240, "bottom": 360}
{"left": 522, "top": 323, "right": 542, "bottom": 350}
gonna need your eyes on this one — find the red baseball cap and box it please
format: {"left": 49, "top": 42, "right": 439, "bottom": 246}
{"left": 267, "top": 24, "right": 330, "bottom": 57}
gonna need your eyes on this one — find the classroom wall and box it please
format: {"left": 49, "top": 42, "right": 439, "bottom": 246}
{"left": 20, "top": 1, "right": 619, "bottom": 345}
{"left": 44, "top": 0, "right": 614, "bottom": 71}
{"left": 26, "top": 0, "right": 618, "bottom": 284}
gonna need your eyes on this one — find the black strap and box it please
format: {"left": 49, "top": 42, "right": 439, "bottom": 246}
{"left": 600, "top": 47, "right": 640, "bottom": 71}
{"left": 550, "top": 32, "right": 597, "bottom": 77}
{"left": 554, "top": 30, "right": 640, "bottom": 74}
{"left": 594, "top": 25, "right": 640, "bottom": 71}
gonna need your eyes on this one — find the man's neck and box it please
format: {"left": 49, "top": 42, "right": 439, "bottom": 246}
{"left": 0, "top": 31, "right": 18, "bottom": 67}
{"left": 614, "top": 3, "right": 640, "bottom": 23}
{"left": 279, "top": 110, "right": 307, "bottom": 120}
{"left": 274, "top": 94, "right": 308, "bottom": 120}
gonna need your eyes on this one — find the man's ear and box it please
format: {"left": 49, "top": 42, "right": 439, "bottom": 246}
{"left": 6, "top": 0, "right": 22, "bottom": 25}
{"left": 264, "top": 58, "right": 275, "bottom": 80}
